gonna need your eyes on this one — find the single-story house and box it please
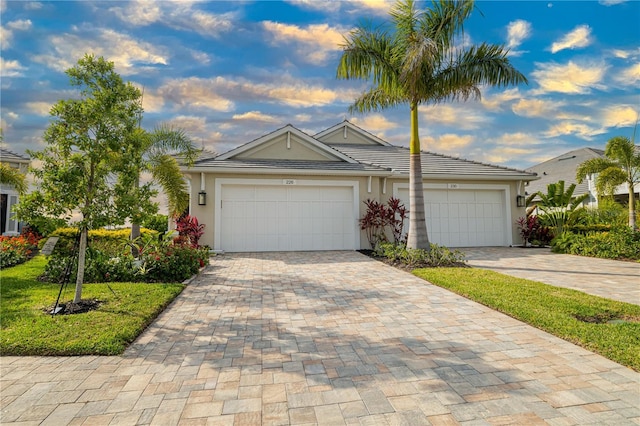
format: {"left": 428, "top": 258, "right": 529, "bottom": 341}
{"left": 181, "top": 121, "right": 538, "bottom": 252}
{"left": 0, "top": 148, "right": 29, "bottom": 236}
{"left": 525, "top": 147, "right": 639, "bottom": 207}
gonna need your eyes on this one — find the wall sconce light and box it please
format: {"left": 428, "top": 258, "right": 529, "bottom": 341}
{"left": 516, "top": 195, "right": 526, "bottom": 208}
{"left": 198, "top": 191, "right": 207, "bottom": 206}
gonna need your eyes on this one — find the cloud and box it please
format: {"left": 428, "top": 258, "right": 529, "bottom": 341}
{"left": 1, "top": 18, "right": 32, "bottom": 49}
{"left": 550, "top": 25, "right": 592, "bottom": 53}
{"left": 531, "top": 61, "right": 607, "bottom": 94}
{"left": 350, "top": 113, "right": 398, "bottom": 136}
{"left": 600, "top": 105, "right": 638, "bottom": 128}
{"left": 506, "top": 20, "right": 531, "bottom": 56}
{"left": 422, "top": 133, "right": 475, "bottom": 154}
{"left": 32, "top": 28, "right": 169, "bottom": 75}
{"left": 156, "top": 77, "right": 235, "bottom": 112}
{"left": 511, "top": 98, "right": 564, "bottom": 118}
{"left": 543, "top": 121, "right": 604, "bottom": 140}
{"left": 262, "top": 21, "right": 347, "bottom": 65}
{"left": 599, "top": 0, "right": 627, "bottom": 5}
{"left": 0, "top": 57, "right": 26, "bottom": 77}
{"left": 109, "top": 1, "right": 234, "bottom": 38}
{"left": 25, "top": 102, "right": 52, "bottom": 115}
{"left": 420, "top": 104, "right": 488, "bottom": 130}
{"left": 288, "top": 0, "right": 391, "bottom": 16}
{"left": 480, "top": 88, "right": 522, "bottom": 111}
{"left": 232, "top": 111, "right": 280, "bottom": 123}
{"left": 614, "top": 62, "right": 640, "bottom": 85}
{"left": 7, "top": 19, "right": 32, "bottom": 31}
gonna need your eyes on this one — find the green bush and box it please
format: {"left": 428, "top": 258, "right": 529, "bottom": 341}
{"left": 551, "top": 228, "right": 640, "bottom": 260}
{"left": 374, "top": 242, "right": 466, "bottom": 267}
{"left": 141, "top": 214, "right": 169, "bottom": 233}
{"left": 40, "top": 231, "right": 209, "bottom": 283}
{"left": 46, "top": 227, "right": 158, "bottom": 257}
{"left": 0, "top": 234, "right": 40, "bottom": 268}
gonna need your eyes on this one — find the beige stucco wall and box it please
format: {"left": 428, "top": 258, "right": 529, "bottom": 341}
{"left": 187, "top": 172, "right": 527, "bottom": 250}
{"left": 317, "top": 127, "right": 381, "bottom": 145}
{"left": 236, "top": 134, "right": 338, "bottom": 162}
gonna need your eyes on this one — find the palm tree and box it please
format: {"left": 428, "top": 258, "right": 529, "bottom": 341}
{"left": 124, "top": 124, "right": 199, "bottom": 244}
{"left": 337, "top": 0, "right": 527, "bottom": 249}
{"left": 0, "top": 163, "right": 27, "bottom": 195}
{"left": 576, "top": 135, "right": 639, "bottom": 229}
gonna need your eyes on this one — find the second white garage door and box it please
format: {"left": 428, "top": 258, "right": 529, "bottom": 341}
{"left": 218, "top": 182, "right": 357, "bottom": 252}
{"left": 396, "top": 187, "right": 508, "bottom": 247}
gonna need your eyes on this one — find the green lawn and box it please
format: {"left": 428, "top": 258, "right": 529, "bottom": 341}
{"left": 0, "top": 256, "right": 184, "bottom": 356}
{"left": 413, "top": 267, "right": 640, "bottom": 371}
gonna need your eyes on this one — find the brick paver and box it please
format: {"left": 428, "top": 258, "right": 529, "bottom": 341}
{"left": 462, "top": 247, "right": 640, "bottom": 305}
{"left": 1, "top": 251, "right": 639, "bottom": 425}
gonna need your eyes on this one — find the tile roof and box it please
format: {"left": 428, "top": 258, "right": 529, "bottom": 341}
{"left": 330, "top": 144, "right": 537, "bottom": 180}
{"left": 0, "top": 148, "right": 30, "bottom": 163}
{"left": 525, "top": 148, "right": 604, "bottom": 196}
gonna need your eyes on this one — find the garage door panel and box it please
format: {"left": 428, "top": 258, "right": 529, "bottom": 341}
{"left": 397, "top": 187, "right": 506, "bottom": 247}
{"left": 220, "top": 184, "right": 356, "bottom": 252}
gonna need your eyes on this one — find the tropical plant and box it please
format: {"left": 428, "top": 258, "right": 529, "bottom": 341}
{"left": 0, "top": 163, "right": 27, "bottom": 194}
{"left": 175, "top": 215, "right": 205, "bottom": 248}
{"left": 13, "top": 54, "right": 143, "bottom": 304}
{"left": 118, "top": 125, "right": 199, "bottom": 245}
{"left": 360, "top": 197, "right": 408, "bottom": 248}
{"left": 337, "top": 0, "right": 527, "bottom": 250}
{"left": 576, "top": 134, "right": 640, "bottom": 230}
{"left": 535, "top": 180, "right": 589, "bottom": 236}
{"left": 515, "top": 215, "right": 552, "bottom": 247}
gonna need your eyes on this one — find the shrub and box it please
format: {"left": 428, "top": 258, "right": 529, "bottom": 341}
{"left": 175, "top": 215, "right": 205, "bottom": 248}
{"left": 0, "top": 231, "right": 41, "bottom": 268}
{"left": 551, "top": 228, "right": 640, "bottom": 261}
{"left": 142, "top": 214, "right": 169, "bottom": 233}
{"left": 360, "top": 197, "right": 407, "bottom": 248}
{"left": 374, "top": 242, "right": 465, "bottom": 267}
{"left": 516, "top": 215, "right": 553, "bottom": 247}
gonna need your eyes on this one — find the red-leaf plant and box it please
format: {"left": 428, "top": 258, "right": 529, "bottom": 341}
{"left": 175, "top": 215, "right": 205, "bottom": 248}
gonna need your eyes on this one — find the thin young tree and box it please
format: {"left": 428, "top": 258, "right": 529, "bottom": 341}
{"left": 15, "top": 54, "right": 142, "bottom": 304}
{"left": 337, "top": 0, "right": 527, "bottom": 249}
{"left": 576, "top": 134, "right": 639, "bottom": 229}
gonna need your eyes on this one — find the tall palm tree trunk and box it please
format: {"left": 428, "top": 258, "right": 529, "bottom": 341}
{"left": 406, "top": 104, "right": 430, "bottom": 250}
{"left": 629, "top": 184, "right": 636, "bottom": 230}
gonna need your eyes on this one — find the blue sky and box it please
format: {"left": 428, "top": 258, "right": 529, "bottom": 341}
{"left": 1, "top": 0, "right": 639, "bottom": 171}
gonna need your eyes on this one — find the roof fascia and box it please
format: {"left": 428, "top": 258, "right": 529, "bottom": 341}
{"left": 216, "top": 124, "right": 357, "bottom": 163}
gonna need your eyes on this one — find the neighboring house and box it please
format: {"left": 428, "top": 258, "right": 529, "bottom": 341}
{"left": 182, "top": 121, "right": 538, "bottom": 252}
{"left": 0, "top": 148, "right": 29, "bottom": 236}
{"left": 525, "top": 147, "right": 637, "bottom": 207}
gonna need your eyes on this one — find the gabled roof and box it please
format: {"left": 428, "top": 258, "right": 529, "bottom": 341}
{"left": 0, "top": 148, "right": 30, "bottom": 164}
{"left": 184, "top": 120, "right": 538, "bottom": 181}
{"left": 216, "top": 124, "right": 356, "bottom": 163}
{"left": 525, "top": 147, "right": 604, "bottom": 196}
{"left": 331, "top": 144, "right": 537, "bottom": 180}
{"left": 314, "top": 120, "right": 391, "bottom": 146}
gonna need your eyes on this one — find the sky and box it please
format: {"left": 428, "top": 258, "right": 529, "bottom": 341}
{"left": 1, "top": 0, "right": 639, "bottom": 172}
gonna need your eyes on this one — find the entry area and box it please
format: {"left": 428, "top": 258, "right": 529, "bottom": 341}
{"left": 216, "top": 180, "right": 358, "bottom": 252}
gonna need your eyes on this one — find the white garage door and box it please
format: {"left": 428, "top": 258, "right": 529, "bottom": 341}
{"left": 219, "top": 184, "right": 357, "bottom": 252}
{"left": 397, "top": 188, "right": 507, "bottom": 247}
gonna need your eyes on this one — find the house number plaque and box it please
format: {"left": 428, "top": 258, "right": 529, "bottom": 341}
{"left": 283, "top": 179, "right": 297, "bottom": 185}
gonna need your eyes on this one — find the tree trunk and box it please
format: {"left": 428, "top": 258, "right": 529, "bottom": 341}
{"left": 130, "top": 174, "right": 141, "bottom": 257}
{"left": 629, "top": 182, "right": 636, "bottom": 230}
{"left": 406, "top": 104, "right": 430, "bottom": 250}
{"left": 74, "top": 227, "right": 88, "bottom": 304}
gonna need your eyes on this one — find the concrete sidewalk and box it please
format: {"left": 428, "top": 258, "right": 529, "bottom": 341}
{"left": 1, "top": 251, "right": 639, "bottom": 425}
{"left": 462, "top": 247, "right": 640, "bottom": 306}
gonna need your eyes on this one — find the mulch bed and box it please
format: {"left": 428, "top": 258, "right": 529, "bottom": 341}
{"left": 46, "top": 299, "right": 103, "bottom": 315}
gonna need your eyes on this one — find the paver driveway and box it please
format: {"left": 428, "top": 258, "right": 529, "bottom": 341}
{"left": 1, "top": 251, "right": 639, "bottom": 425}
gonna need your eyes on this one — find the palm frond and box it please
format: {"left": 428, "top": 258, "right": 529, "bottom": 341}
{"left": 150, "top": 154, "right": 190, "bottom": 217}
{"left": 575, "top": 157, "right": 616, "bottom": 183}
{"left": 349, "top": 87, "right": 406, "bottom": 114}
{"left": 0, "top": 163, "right": 27, "bottom": 194}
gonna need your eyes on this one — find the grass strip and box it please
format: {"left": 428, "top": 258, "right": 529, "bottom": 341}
{"left": 413, "top": 267, "right": 640, "bottom": 371}
{"left": 1, "top": 256, "right": 184, "bottom": 356}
